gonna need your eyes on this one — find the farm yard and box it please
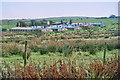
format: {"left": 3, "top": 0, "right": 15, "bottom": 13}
{"left": 1, "top": 17, "right": 120, "bottom": 79}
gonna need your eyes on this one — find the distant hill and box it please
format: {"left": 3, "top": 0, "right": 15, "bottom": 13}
{"left": 1, "top": 16, "right": 98, "bottom": 25}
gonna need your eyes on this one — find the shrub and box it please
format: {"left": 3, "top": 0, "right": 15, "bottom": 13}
{"left": 107, "top": 44, "right": 114, "bottom": 51}
{"left": 57, "top": 46, "right": 63, "bottom": 53}
{"left": 89, "top": 48, "right": 97, "bottom": 55}
{"left": 114, "top": 42, "right": 120, "bottom": 49}
{"left": 2, "top": 42, "right": 24, "bottom": 57}
{"left": 88, "top": 45, "right": 97, "bottom": 55}
{"left": 44, "top": 40, "right": 58, "bottom": 53}
{"left": 29, "top": 44, "right": 39, "bottom": 52}
{"left": 63, "top": 46, "right": 72, "bottom": 57}
{"left": 28, "top": 38, "right": 42, "bottom": 52}
{"left": 97, "top": 44, "right": 104, "bottom": 51}
{"left": 46, "top": 45, "right": 56, "bottom": 53}
{"left": 39, "top": 48, "right": 48, "bottom": 55}
{"left": 81, "top": 44, "right": 90, "bottom": 52}
{"left": 28, "top": 41, "right": 40, "bottom": 52}
{"left": 75, "top": 46, "right": 80, "bottom": 51}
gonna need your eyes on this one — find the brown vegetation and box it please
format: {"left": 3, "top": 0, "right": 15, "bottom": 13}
{"left": 2, "top": 55, "right": 119, "bottom": 79}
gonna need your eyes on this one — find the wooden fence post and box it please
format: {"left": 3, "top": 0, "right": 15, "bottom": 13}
{"left": 24, "top": 40, "right": 27, "bottom": 78}
{"left": 24, "top": 41, "right": 27, "bottom": 68}
{"left": 103, "top": 42, "right": 107, "bottom": 64}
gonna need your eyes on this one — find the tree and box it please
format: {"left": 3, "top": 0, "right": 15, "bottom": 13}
{"left": 49, "top": 20, "right": 53, "bottom": 25}
{"left": 61, "top": 20, "right": 63, "bottom": 24}
{"left": 31, "top": 20, "right": 35, "bottom": 26}
{"left": 43, "top": 19, "right": 46, "bottom": 21}
{"left": 16, "top": 22, "right": 19, "bottom": 27}
{"left": 70, "top": 19, "right": 72, "bottom": 24}
{"left": 86, "top": 17, "right": 89, "bottom": 19}
{"left": 35, "top": 22, "right": 39, "bottom": 27}
{"left": 109, "top": 14, "right": 116, "bottom": 18}
{"left": 19, "top": 21, "right": 27, "bottom": 27}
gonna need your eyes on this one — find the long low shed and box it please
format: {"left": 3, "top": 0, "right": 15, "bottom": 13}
{"left": 10, "top": 27, "right": 43, "bottom": 32}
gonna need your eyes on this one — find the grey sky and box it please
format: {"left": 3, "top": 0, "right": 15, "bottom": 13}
{"left": 2, "top": 2, "right": 118, "bottom": 19}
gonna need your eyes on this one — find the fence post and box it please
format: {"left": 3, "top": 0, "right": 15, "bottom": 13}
{"left": 24, "top": 41, "right": 27, "bottom": 78}
{"left": 103, "top": 42, "right": 107, "bottom": 64}
{"left": 24, "top": 41, "right": 27, "bottom": 68}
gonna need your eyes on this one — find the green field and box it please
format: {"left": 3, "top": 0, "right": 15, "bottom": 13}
{"left": 1, "top": 17, "right": 119, "bottom": 78}
{"left": 2, "top": 49, "right": 118, "bottom": 68}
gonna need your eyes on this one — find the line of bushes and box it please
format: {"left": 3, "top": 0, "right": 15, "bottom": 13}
{"left": 3, "top": 39, "right": 119, "bottom": 57}
{"left": 2, "top": 42, "right": 24, "bottom": 57}
{"left": 75, "top": 41, "right": 120, "bottom": 55}
{"left": 28, "top": 39, "right": 120, "bottom": 56}
{"left": 2, "top": 42, "right": 31, "bottom": 58}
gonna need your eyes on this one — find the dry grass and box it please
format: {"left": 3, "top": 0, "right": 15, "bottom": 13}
{"left": 2, "top": 54, "right": 119, "bottom": 79}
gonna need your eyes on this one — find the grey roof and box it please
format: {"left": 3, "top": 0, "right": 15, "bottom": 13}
{"left": 62, "top": 26, "right": 76, "bottom": 29}
{"left": 49, "top": 26, "right": 62, "bottom": 29}
{"left": 11, "top": 27, "right": 44, "bottom": 30}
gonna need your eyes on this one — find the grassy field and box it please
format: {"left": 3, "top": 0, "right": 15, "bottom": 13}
{"left": 1, "top": 17, "right": 119, "bottom": 79}
{"left": 2, "top": 49, "right": 118, "bottom": 68}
